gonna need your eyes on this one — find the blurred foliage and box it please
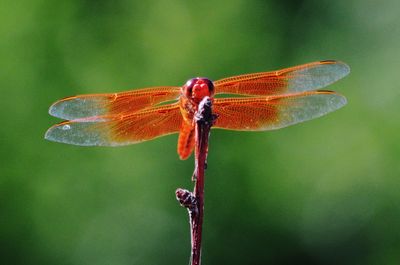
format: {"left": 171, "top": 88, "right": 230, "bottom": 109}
{"left": 1, "top": 0, "right": 400, "bottom": 264}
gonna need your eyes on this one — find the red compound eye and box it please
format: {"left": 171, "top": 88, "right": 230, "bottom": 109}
{"left": 192, "top": 83, "right": 210, "bottom": 99}
{"left": 182, "top": 78, "right": 214, "bottom": 101}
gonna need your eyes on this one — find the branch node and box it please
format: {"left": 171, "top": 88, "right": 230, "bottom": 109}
{"left": 176, "top": 188, "right": 196, "bottom": 209}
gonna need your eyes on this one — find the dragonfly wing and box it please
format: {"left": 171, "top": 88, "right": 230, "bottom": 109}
{"left": 49, "top": 86, "right": 181, "bottom": 120}
{"left": 45, "top": 104, "right": 182, "bottom": 146}
{"left": 213, "top": 91, "right": 347, "bottom": 131}
{"left": 214, "top": 60, "right": 350, "bottom": 96}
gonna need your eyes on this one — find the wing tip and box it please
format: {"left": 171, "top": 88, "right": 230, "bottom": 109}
{"left": 47, "top": 96, "right": 101, "bottom": 120}
{"left": 48, "top": 95, "right": 78, "bottom": 118}
{"left": 44, "top": 120, "right": 129, "bottom": 147}
{"left": 48, "top": 102, "right": 59, "bottom": 118}
{"left": 44, "top": 128, "right": 52, "bottom": 141}
{"left": 320, "top": 91, "right": 348, "bottom": 112}
{"left": 320, "top": 59, "right": 351, "bottom": 77}
{"left": 314, "top": 90, "right": 348, "bottom": 109}
{"left": 334, "top": 93, "right": 348, "bottom": 109}
{"left": 44, "top": 121, "right": 70, "bottom": 144}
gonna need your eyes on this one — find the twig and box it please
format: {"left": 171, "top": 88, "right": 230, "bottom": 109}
{"left": 176, "top": 97, "right": 217, "bottom": 265}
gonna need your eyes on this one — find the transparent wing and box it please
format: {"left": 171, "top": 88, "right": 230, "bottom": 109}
{"left": 49, "top": 86, "right": 181, "bottom": 120}
{"left": 45, "top": 104, "right": 182, "bottom": 146}
{"left": 214, "top": 60, "right": 350, "bottom": 96}
{"left": 213, "top": 91, "right": 347, "bottom": 131}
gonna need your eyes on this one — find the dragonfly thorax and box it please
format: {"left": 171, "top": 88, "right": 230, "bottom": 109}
{"left": 182, "top": 77, "right": 215, "bottom": 103}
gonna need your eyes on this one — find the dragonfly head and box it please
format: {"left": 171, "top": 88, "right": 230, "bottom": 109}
{"left": 182, "top": 77, "right": 215, "bottom": 102}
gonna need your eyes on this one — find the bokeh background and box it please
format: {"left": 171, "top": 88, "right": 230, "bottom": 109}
{"left": 1, "top": 0, "right": 399, "bottom": 264}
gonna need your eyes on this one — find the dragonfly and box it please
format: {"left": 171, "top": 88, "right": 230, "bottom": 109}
{"left": 45, "top": 60, "right": 349, "bottom": 160}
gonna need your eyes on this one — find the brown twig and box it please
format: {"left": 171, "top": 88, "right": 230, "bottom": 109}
{"left": 176, "top": 97, "right": 217, "bottom": 265}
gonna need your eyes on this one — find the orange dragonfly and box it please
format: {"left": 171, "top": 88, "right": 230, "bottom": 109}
{"left": 45, "top": 60, "right": 349, "bottom": 159}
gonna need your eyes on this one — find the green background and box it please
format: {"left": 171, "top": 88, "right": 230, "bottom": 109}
{"left": 1, "top": 0, "right": 399, "bottom": 264}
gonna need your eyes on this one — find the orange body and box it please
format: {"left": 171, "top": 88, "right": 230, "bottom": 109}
{"left": 177, "top": 78, "right": 215, "bottom": 159}
{"left": 45, "top": 60, "right": 349, "bottom": 159}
